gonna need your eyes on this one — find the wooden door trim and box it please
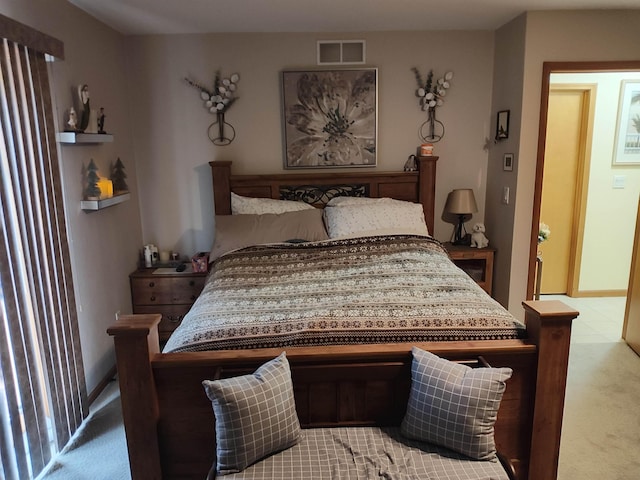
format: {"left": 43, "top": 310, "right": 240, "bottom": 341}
{"left": 622, "top": 197, "right": 640, "bottom": 350}
{"left": 528, "top": 61, "right": 640, "bottom": 300}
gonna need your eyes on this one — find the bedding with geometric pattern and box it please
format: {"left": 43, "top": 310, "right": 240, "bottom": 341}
{"left": 163, "top": 235, "right": 526, "bottom": 353}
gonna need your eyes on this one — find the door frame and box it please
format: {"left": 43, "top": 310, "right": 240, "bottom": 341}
{"left": 527, "top": 61, "right": 640, "bottom": 300}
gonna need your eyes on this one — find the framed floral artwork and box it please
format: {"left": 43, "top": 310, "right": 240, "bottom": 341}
{"left": 281, "top": 68, "right": 377, "bottom": 169}
{"left": 613, "top": 80, "right": 640, "bottom": 166}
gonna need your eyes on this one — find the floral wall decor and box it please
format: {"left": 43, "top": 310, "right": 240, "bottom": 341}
{"left": 282, "top": 68, "right": 377, "bottom": 169}
{"left": 185, "top": 71, "right": 240, "bottom": 145}
{"left": 411, "top": 68, "right": 454, "bottom": 143}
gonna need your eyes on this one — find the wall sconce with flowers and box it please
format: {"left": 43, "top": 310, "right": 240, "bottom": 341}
{"left": 185, "top": 71, "right": 240, "bottom": 145}
{"left": 411, "top": 68, "right": 454, "bottom": 144}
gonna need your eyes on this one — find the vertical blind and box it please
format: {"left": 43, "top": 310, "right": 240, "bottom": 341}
{"left": 0, "top": 18, "right": 87, "bottom": 480}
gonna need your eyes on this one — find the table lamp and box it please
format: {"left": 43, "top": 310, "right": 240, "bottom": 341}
{"left": 444, "top": 189, "right": 478, "bottom": 245}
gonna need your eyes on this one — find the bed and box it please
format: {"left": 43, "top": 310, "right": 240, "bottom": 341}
{"left": 108, "top": 156, "right": 578, "bottom": 480}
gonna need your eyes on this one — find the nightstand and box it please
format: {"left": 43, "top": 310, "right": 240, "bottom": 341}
{"left": 129, "top": 266, "right": 207, "bottom": 341}
{"left": 443, "top": 242, "right": 496, "bottom": 296}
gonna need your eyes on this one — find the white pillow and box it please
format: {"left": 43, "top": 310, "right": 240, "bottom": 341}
{"left": 323, "top": 199, "right": 429, "bottom": 239}
{"left": 326, "top": 196, "right": 403, "bottom": 207}
{"left": 231, "top": 192, "right": 314, "bottom": 215}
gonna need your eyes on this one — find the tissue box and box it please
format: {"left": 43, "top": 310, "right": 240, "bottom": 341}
{"left": 191, "top": 252, "right": 209, "bottom": 273}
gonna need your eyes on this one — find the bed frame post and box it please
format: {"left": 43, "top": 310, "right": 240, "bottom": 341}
{"left": 522, "top": 300, "right": 578, "bottom": 480}
{"left": 415, "top": 155, "right": 438, "bottom": 234}
{"left": 107, "top": 314, "right": 163, "bottom": 480}
{"left": 210, "top": 160, "right": 232, "bottom": 215}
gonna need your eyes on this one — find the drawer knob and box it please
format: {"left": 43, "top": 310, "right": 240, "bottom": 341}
{"left": 150, "top": 295, "right": 156, "bottom": 302}
{"left": 148, "top": 281, "right": 155, "bottom": 288}
{"left": 190, "top": 295, "right": 196, "bottom": 301}
{"left": 189, "top": 280, "right": 195, "bottom": 287}
{"left": 168, "top": 315, "right": 182, "bottom": 323}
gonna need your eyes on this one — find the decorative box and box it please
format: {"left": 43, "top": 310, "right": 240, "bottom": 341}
{"left": 191, "top": 252, "right": 209, "bottom": 273}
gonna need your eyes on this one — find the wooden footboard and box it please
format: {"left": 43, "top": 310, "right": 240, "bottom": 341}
{"left": 108, "top": 301, "right": 577, "bottom": 480}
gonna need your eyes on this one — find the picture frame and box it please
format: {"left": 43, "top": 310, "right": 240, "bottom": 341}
{"left": 612, "top": 80, "right": 640, "bottom": 166}
{"left": 503, "top": 153, "right": 514, "bottom": 171}
{"left": 281, "top": 68, "right": 377, "bottom": 169}
{"left": 496, "top": 110, "right": 510, "bottom": 141}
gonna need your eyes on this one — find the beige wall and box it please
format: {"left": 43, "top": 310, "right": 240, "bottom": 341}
{"left": 124, "top": 31, "right": 495, "bottom": 255}
{"left": 551, "top": 72, "right": 640, "bottom": 292}
{"left": 1, "top": 0, "right": 142, "bottom": 393}
{"left": 485, "top": 10, "right": 640, "bottom": 316}
{"left": 486, "top": 14, "right": 526, "bottom": 309}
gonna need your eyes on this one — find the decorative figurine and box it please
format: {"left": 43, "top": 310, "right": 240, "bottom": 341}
{"left": 470, "top": 223, "right": 489, "bottom": 248}
{"left": 67, "top": 107, "right": 78, "bottom": 131}
{"left": 78, "top": 84, "right": 90, "bottom": 132}
{"left": 97, "top": 107, "right": 106, "bottom": 134}
{"left": 111, "top": 157, "right": 129, "bottom": 194}
{"left": 85, "top": 159, "right": 101, "bottom": 200}
{"left": 403, "top": 154, "right": 417, "bottom": 172}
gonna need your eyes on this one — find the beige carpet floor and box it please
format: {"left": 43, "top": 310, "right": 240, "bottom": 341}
{"left": 38, "top": 296, "right": 639, "bottom": 480}
{"left": 548, "top": 295, "right": 640, "bottom": 480}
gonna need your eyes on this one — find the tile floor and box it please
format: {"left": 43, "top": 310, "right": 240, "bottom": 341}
{"left": 541, "top": 294, "right": 628, "bottom": 344}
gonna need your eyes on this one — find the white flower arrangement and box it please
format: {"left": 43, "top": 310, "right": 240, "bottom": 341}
{"left": 185, "top": 71, "right": 239, "bottom": 114}
{"left": 538, "top": 222, "right": 551, "bottom": 244}
{"left": 412, "top": 68, "right": 453, "bottom": 111}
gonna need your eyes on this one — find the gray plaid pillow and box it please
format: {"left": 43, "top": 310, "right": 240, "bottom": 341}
{"left": 400, "top": 347, "right": 512, "bottom": 460}
{"left": 202, "top": 352, "right": 301, "bottom": 475}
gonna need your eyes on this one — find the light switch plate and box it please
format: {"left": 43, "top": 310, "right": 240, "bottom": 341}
{"left": 613, "top": 175, "right": 626, "bottom": 189}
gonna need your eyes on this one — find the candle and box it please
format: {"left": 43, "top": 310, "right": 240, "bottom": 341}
{"left": 419, "top": 143, "right": 434, "bottom": 156}
{"left": 97, "top": 177, "right": 113, "bottom": 199}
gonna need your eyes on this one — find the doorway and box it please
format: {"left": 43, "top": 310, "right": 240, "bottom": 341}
{"left": 529, "top": 62, "right": 640, "bottom": 302}
{"left": 538, "top": 85, "right": 594, "bottom": 295}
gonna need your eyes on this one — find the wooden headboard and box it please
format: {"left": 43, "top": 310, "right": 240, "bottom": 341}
{"left": 210, "top": 156, "right": 439, "bottom": 234}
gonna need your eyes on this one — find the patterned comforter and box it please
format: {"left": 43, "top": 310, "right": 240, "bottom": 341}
{"left": 163, "top": 235, "right": 525, "bottom": 353}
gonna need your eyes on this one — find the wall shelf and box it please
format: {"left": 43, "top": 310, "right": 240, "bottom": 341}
{"left": 81, "top": 192, "right": 130, "bottom": 212}
{"left": 57, "top": 132, "right": 114, "bottom": 144}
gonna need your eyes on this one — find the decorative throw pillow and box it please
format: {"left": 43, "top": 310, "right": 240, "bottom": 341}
{"left": 231, "top": 192, "right": 314, "bottom": 214}
{"left": 400, "top": 347, "right": 512, "bottom": 461}
{"left": 323, "top": 200, "right": 429, "bottom": 238}
{"left": 202, "top": 352, "right": 301, "bottom": 475}
{"left": 210, "top": 209, "right": 329, "bottom": 260}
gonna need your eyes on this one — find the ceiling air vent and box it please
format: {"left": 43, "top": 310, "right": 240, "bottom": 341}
{"left": 317, "top": 40, "right": 366, "bottom": 65}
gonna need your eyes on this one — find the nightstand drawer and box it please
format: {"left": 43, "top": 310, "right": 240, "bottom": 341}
{"left": 130, "top": 267, "right": 208, "bottom": 341}
{"left": 130, "top": 276, "right": 205, "bottom": 305}
{"left": 133, "top": 305, "right": 193, "bottom": 338}
{"left": 130, "top": 277, "right": 173, "bottom": 304}
{"left": 172, "top": 276, "right": 206, "bottom": 303}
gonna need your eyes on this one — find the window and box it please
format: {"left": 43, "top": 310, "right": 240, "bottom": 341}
{"left": 0, "top": 14, "right": 87, "bottom": 480}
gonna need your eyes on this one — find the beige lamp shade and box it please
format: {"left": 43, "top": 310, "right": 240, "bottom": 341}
{"left": 444, "top": 189, "right": 478, "bottom": 215}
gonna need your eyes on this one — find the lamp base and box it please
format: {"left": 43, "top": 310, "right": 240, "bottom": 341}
{"left": 452, "top": 234, "right": 471, "bottom": 246}
{"left": 452, "top": 215, "right": 471, "bottom": 245}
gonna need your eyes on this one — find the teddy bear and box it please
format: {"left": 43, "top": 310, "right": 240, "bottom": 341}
{"left": 470, "top": 223, "right": 489, "bottom": 248}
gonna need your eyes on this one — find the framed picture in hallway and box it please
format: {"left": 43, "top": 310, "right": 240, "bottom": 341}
{"left": 613, "top": 80, "right": 640, "bottom": 165}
